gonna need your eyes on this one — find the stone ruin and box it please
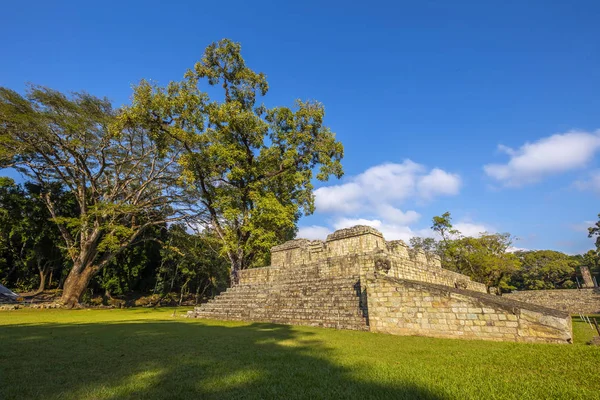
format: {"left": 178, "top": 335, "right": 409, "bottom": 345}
{"left": 188, "top": 225, "right": 572, "bottom": 344}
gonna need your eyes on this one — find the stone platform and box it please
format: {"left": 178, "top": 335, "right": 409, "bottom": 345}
{"left": 188, "top": 226, "right": 572, "bottom": 344}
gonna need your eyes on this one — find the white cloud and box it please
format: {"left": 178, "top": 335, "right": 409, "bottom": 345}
{"left": 375, "top": 204, "right": 421, "bottom": 225}
{"left": 417, "top": 168, "right": 462, "bottom": 199}
{"left": 312, "top": 182, "right": 362, "bottom": 213}
{"left": 314, "top": 160, "right": 461, "bottom": 217}
{"left": 296, "top": 160, "right": 495, "bottom": 244}
{"left": 453, "top": 222, "right": 491, "bottom": 237}
{"left": 296, "top": 225, "right": 331, "bottom": 240}
{"left": 332, "top": 217, "right": 418, "bottom": 242}
{"left": 484, "top": 130, "right": 600, "bottom": 186}
{"left": 296, "top": 217, "right": 490, "bottom": 243}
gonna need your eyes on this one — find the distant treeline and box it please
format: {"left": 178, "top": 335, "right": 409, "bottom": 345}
{"left": 1, "top": 185, "right": 597, "bottom": 300}
{"left": 410, "top": 212, "right": 599, "bottom": 293}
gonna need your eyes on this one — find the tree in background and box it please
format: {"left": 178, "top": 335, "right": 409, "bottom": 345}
{"left": 0, "top": 178, "right": 72, "bottom": 293}
{"left": 585, "top": 216, "right": 600, "bottom": 280}
{"left": 418, "top": 212, "right": 521, "bottom": 293}
{"left": 588, "top": 214, "right": 600, "bottom": 249}
{"left": 157, "top": 224, "right": 229, "bottom": 304}
{"left": 123, "top": 39, "right": 344, "bottom": 284}
{"left": 95, "top": 225, "right": 165, "bottom": 299}
{"left": 580, "top": 250, "right": 599, "bottom": 277}
{"left": 451, "top": 233, "right": 520, "bottom": 292}
{"left": 510, "top": 250, "right": 578, "bottom": 290}
{"left": 0, "top": 86, "right": 195, "bottom": 306}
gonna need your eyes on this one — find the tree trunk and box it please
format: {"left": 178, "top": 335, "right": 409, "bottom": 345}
{"left": 48, "top": 269, "right": 54, "bottom": 289}
{"left": 34, "top": 260, "right": 51, "bottom": 295}
{"left": 61, "top": 266, "right": 97, "bottom": 308}
{"left": 229, "top": 253, "right": 244, "bottom": 286}
{"left": 179, "top": 278, "right": 190, "bottom": 306}
{"left": 36, "top": 268, "right": 47, "bottom": 294}
{"left": 230, "top": 263, "right": 240, "bottom": 286}
{"left": 195, "top": 278, "right": 202, "bottom": 305}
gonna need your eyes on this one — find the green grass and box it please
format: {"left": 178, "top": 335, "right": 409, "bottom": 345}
{"left": 1, "top": 308, "right": 599, "bottom": 400}
{"left": 572, "top": 314, "right": 600, "bottom": 344}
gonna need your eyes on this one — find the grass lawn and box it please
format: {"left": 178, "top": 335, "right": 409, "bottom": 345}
{"left": 1, "top": 308, "right": 599, "bottom": 400}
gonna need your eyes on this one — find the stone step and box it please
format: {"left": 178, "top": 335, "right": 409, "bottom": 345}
{"left": 198, "top": 295, "right": 364, "bottom": 308}
{"left": 207, "top": 292, "right": 361, "bottom": 299}
{"left": 194, "top": 312, "right": 365, "bottom": 323}
{"left": 214, "top": 292, "right": 358, "bottom": 300}
{"left": 196, "top": 303, "right": 364, "bottom": 312}
{"left": 224, "top": 283, "right": 361, "bottom": 293}
{"left": 224, "top": 286, "right": 360, "bottom": 295}
{"left": 195, "top": 306, "right": 364, "bottom": 316}
{"left": 193, "top": 300, "right": 366, "bottom": 313}
{"left": 188, "top": 273, "right": 368, "bottom": 331}
{"left": 197, "top": 301, "right": 363, "bottom": 311}
{"left": 190, "top": 312, "right": 368, "bottom": 330}
{"left": 231, "top": 276, "right": 361, "bottom": 289}
{"left": 213, "top": 290, "right": 359, "bottom": 298}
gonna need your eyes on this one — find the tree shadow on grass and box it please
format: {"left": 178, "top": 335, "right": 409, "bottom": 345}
{"left": 0, "top": 318, "right": 447, "bottom": 400}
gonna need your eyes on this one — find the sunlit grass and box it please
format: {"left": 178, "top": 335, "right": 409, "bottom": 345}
{"left": 1, "top": 308, "right": 599, "bottom": 399}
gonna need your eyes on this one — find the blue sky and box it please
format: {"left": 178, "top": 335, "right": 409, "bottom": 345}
{"left": 1, "top": 1, "right": 599, "bottom": 254}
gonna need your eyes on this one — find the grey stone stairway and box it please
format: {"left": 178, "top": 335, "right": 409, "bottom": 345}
{"left": 187, "top": 275, "right": 369, "bottom": 330}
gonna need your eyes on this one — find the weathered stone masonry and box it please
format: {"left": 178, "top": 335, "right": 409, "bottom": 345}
{"left": 504, "top": 288, "right": 600, "bottom": 315}
{"left": 189, "top": 226, "right": 572, "bottom": 344}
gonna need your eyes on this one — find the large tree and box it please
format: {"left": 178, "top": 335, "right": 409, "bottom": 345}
{"left": 425, "top": 212, "right": 521, "bottom": 292}
{"left": 511, "top": 250, "right": 578, "bottom": 290}
{"left": 123, "top": 39, "right": 344, "bottom": 283}
{"left": 0, "top": 86, "right": 193, "bottom": 306}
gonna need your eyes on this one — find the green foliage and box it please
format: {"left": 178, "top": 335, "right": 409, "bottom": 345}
{"left": 427, "top": 212, "right": 521, "bottom": 292}
{"left": 0, "top": 83, "right": 192, "bottom": 304}
{"left": 422, "top": 212, "right": 600, "bottom": 292}
{"left": 0, "top": 178, "right": 70, "bottom": 292}
{"left": 123, "top": 39, "right": 344, "bottom": 280}
{"left": 0, "top": 177, "right": 230, "bottom": 299}
{"left": 580, "top": 250, "right": 599, "bottom": 276}
{"left": 511, "top": 250, "right": 579, "bottom": 290}
{"left": 155, "top": 224, "right": 229, "bottom": 301}
{"left": 585, "top": 215, "right": 600, "bottom": 278}
{"left": 408, "top": 236, "right": 437, "bottom": 254}
{"left": 449, "top": 233, "right": 521, "bottom": 292}
{"left": 431, "top": 211, "right": 459, "bottom": 242}
{"left": 95, "top": 225, "right": 165, "bottom": 297}
{"left": 587, "top": 214, "right": 600, "bottom": 249}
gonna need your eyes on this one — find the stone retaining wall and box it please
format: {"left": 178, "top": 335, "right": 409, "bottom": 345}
{"left": 366, "top": 274, "right": 572, "bottom": 344}
{"left": 245, "top": 225, "right": 486, "bottom": 292}
{"left": 503, "top": 289, "right": 600, "bottom": 314}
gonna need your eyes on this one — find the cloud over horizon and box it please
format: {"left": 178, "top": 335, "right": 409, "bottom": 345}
{"left": 297, "top": 160, "right": 478, "bottom": 242}
{"left": 484, "top": 130, "right": 600, "bottom": 187}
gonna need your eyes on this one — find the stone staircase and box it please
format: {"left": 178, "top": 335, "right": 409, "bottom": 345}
{"left": 188, "top": 275, "right": 369, "bottom": 330}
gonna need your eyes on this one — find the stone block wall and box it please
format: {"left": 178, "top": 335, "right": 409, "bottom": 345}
{"left": 252, "top": 225, "right": 485, "bottom": 292}
{"left": 269, "top": 226, "right": 386, "bottom": 268}
{"left": 366, "top": 274, "right": 572, "bottom": 344}
{"left": 239, "top": 257, "right": 363, "bottom": 286}
{"left": 503, "top": 289, "right": 600, "bottom": 314}
{"left": 326, "top": 226, "right": 386, "bottom": 257}
{"left": 382, "top": 253, "right": 487, "bottom": 293}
